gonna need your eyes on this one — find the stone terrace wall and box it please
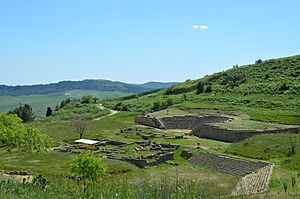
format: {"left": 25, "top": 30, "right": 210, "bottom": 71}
{"left": 192, "top": 124, "right": 300, "bottom": 142}
{"left": 160, "top": 116, "right": 229, "bottom": 130}
{"left": 134, "top": 116, "right": 164, "bottom": 129}
{"left": 189, "top": 153, "right": 269, "bottom": 176}
{"left": 135, "top": 115, "right": 229, "bottom": 130}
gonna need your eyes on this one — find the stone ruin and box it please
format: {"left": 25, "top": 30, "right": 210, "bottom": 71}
{"left": 189, "top": 153, "right": 269, "bottom": 176}
{"left": 189, "top": 153, "right": 274, "bottom": 196}
{"left": 0, "top": 170, "right": 34, "bottom": 183}
{"left": 104, "top": 141, "right": 179, "bottom": 168}
{"left": 192, "top": 124, "right": 300, "bottom": 142}
{"left": 135, "top": 115, "right": 300, "bottom": 142}
{"left": 54, "top": 138, "right": 180, "bottom": 168}
{"left": 159, "top": 115, "right": 228, "bottom": 130}
{"left": 134, "top": 115, "right": 228, "bottom": 130}
{"left": 120, "top": 127, "right": 187, "bottom": 141}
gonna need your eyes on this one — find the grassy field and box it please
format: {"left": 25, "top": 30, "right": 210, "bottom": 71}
{"left": 226, "top": 134, "right": 300, "bottom": 193}
{"left": 0, "top": 90, "right": 132, "bottom": 117}
{"left": 1, "top": 102, "right": 300, "bottom": 197}
{"left": 0, "top": 109, "right": 242, "bottom": 198}
{"left": 1, "top": 55, "right": 300, "bottom": 197}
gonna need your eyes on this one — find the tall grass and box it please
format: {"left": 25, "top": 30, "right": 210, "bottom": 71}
{"left": 0, "top": 176, "right": 229, "bottom": 199}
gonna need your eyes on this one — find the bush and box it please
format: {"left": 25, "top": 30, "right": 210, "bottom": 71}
{"left": 71, "top": 154, "right": 106, "bottom": 192}
{"left": 8, "top": 104, "right": 35, "bottom": 122}
{"left": 0, "top": 113, "right": 53, "bottom": 152}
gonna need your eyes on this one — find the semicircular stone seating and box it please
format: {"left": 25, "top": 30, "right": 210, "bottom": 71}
{"left": 189, "top": 153, "right": 274, "bottom": 196}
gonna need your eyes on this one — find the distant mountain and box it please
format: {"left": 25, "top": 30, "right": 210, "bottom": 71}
{"left": 142, "top": 82, "right": 179, "bottom": 88}
{"left": 0, "top": 80, "right": 178, "bottom": 96}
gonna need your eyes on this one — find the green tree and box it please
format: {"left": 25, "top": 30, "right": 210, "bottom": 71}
{"left": 71, "top": 154, "right": 106, "bottom": 192}
{"left": 152, "top": 102, "right": 161, "bottom": 111}
{"left": 0, "top": 113, "right": 53, "bottom": 152}
{"left": 196, "top": 81, "right": 204, "bottom": 94}
{"left": 205, "top": 85, "right": 212, "bottom": 93}
{"left": 92, "top": 97, "right": 99, "bottom": 104}
{"left": 255, "top": 59, "right": 263, "bottom": 64}
{"left": 8, "top": 104, "right": 35, "bottom": 122}
{"left": 81, "top": 95, "right": 93, "bottom": 104}
{"left": 46, "top": 107, "right": 53, "bottom": 117}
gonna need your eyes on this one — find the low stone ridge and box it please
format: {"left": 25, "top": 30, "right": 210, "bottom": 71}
{"left": 106, "top": 152, "right": 175, "bottom": 168}
{"left": 189, "top": 153, "right": 269, "bottom": 176}
{"left": 231, "top": 164, "right": 274, "bottom": 196}
{"left": 192, "top": 124, "right": 300, "bottom": 142}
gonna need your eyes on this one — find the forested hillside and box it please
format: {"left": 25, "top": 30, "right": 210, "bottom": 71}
{"left": 105, "top": 55, "right": 300, "bottom": 123}
{"left": 0, "top": 80, "right": 178, "bottom": 96}
{"left": 165, "top": 55, "right": 300, "bottom": 95}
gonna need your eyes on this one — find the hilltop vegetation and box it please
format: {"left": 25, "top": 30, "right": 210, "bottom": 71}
{"left": 0, "top": 113, "right": 53, "bottom": 152}
{"left": 50, "top": 96, "right": 110, "bottom": 120}
{"left": 0, "top": 55, "right": 300, "bottom": 198}
{"left": 105, "top": 55, "right": 300, "bottom": 123}
{"left": 0, "top": 80, "right": 177, "bottom": 116}
{"left": 0, "top": 79, "right": 177, "bottom": 96}
{"left": 165, "top": 55, "right": 300, "bottom": 95}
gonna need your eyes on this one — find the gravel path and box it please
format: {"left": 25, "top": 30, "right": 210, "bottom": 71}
{"left": 93, "top": 104, "right": 119, "bottom": 121}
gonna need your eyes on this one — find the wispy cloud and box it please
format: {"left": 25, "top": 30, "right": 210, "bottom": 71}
{"left": 192, "top": 25, "right": 209, "bottom": 29}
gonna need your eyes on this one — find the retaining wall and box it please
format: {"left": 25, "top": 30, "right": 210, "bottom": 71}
{"left": 192, "top": 124, "right": 300, "bottom": 142}
{"left": 135, "top": 115, "right": 229, "bottom": 130}
{"left": 134, "top": 116, "right": 164, "bottom": 129}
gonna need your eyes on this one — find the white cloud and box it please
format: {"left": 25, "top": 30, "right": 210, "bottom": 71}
{"left": 192, "top": 25, "right": 209, "bottom": 29}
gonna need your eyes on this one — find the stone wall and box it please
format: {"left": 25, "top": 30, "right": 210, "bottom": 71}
{"left": 125, "top": 158, "right": 148, "bottom": 168}
{"left": 135, "top": 115, "right": 300, "bottom": 142}
{"left": 189, "top": 153, "right": 270, "bottom": 176}
{"left": 148, "top": 152, "right": 174, "bottom": 166}
{"left": 192, "top": 124, "right": 300, "bottom": 142}
{"left": 135, "top": 115, "right": 229, "bottom": 130}
{"left": 134, "top": 116, "right": 164, "bottom": 129}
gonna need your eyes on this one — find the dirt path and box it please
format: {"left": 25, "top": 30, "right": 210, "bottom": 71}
{"left": 93, "top": 104, "right": 119, "bottom": 121}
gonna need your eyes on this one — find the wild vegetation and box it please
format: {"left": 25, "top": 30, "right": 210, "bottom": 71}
{"left": 105, "top": 55, "right": 300, "bottom": 123}
{"left": 0, "top": 80, "right": 177, "bottom": 96}
{"left": 0, "top": 113, "right": 53, "bottom": 152}
{"left": 0, "top": 81, "right": 178, "bottom": 116}
{"left": 0, "top": 55, "right": 300, "bottom": 198}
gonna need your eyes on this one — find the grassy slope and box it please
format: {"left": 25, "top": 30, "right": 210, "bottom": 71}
{"left": 1, "top": 55, "right": 300, "bottom": 196}
{"left": 100, "top": 55, "right": 300, "bottom": 193}
{"left": 226, "top": 134, "right": 300, "bottom": 192}
{"left": 0, "top": 90, "right": 131, "bottom": 117}
{"left": 105, "top": 55, "right": 300, "bottom": 123}
{"left": 0, "top": 111, "right": 238, "bottom": 197}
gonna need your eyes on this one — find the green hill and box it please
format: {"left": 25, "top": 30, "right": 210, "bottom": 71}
{"left": 0, "top": 80, "right": 178, "bottom": 116}
{"left": 105, "top": 55, "right": 300, "bottom": 123}
{"left": 0, "top": 79, "right": 178, "bottom": 96}
{"left": 165, "top": 55, "right": 300, "bottom": 95}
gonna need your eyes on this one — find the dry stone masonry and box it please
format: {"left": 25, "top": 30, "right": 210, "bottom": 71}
{"left": 231, "top": 164, "right": 274, "bottom": 196}
{"left": 189, "top": 153, "right": 274, "bottom": 196}
{"left": 192, "top": 124, "right": 300, "bottom": 142}
{"left": 135, "top": 115, "right": 300, "bottom": 142}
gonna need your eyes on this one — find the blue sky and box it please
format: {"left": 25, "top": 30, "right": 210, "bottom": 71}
{"left": 1, "top": 0, "right": 300, "bottom": 85}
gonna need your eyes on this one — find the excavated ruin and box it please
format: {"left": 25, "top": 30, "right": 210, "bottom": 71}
{"left": 135, "top": 115, "right": 300, "bottom": 142}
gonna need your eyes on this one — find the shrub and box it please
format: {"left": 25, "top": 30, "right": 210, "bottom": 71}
{"left": 71, "top": 154, "right": 106, "bottom": 192}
